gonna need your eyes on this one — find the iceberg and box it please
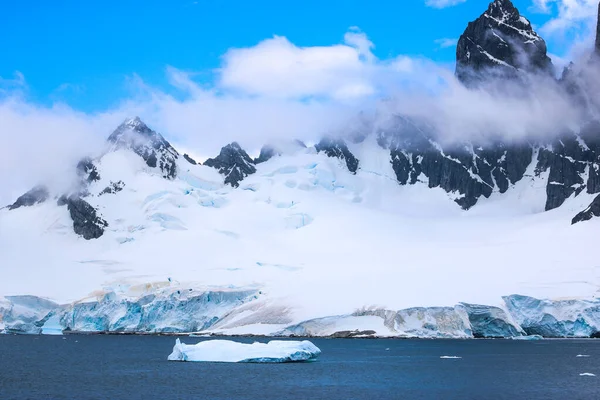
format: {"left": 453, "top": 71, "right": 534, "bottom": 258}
{"left": 167, "top": 338, "right": 321, "bottom": 363}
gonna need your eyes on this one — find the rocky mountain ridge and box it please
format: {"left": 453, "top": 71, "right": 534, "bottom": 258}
{"left": 6, "top": 0, "right": 600, "bottom": 238}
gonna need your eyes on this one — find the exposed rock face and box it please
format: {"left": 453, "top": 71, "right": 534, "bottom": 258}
{"left": 596, "top": 2, "right": 600, "bottom": 56}
{"left": 8, "top": 186, "right": 49, "bottom": 210}
{"left": 99, "top": 181, "right": 125, "bottom": 196}
{"left": 204, "top": 142, "right": 257, "bottom": 187}
{"left": 254, "top": 145, "right": 278, "bottom": 164}
{"left": 62, "top": 196, "right": 108, "bottom": 240}
{"left": 76, "top": 157, "right": 100, "bottom": 183}
{"left": 377, "top": 119, "right": 532, "bottom": 209}
{"left": 456, "top": 0, "right": 553, "bottom": 85}
{"left": 107, "top": 117, "right": 179, "bottom": 179}
{"left": 315, "top": 138, "right": 359, "bottom": 174}
{"left": 534, "top": 127, "right": 600, "bottom": 211}
{"left": 183, "top": 154, "right": 197, "bottom": 165}
{"left": 572, "top": 194, "right": 600, "bottom": 224}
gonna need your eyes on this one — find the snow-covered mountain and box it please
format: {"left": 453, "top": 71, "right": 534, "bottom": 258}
{"left": 2, "top": 0, "right": 600, "bottom": 338}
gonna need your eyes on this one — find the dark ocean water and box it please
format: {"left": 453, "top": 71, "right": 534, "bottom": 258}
{"left": 0, "top": 335, "right": 598, "bottom": 400}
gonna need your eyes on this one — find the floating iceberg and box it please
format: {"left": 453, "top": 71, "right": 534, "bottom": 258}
{"left": 167, "top": 338, "right": 321, "bottom": 363}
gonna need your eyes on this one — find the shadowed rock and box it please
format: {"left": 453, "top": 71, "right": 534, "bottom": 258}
{"left": 58, "top": 196, "right": 108, "bottom": 239}
{"left": 99, "top": 181, "right": 125, "bottom": 196}
{"left": 183, "top": 154, "right": 197, "bottom": 165}
{"left": 204, "top": 142, "right": 257, "bottom": 187}
{"left": 8, "top": 186, "right": 49, "bottom": 210}
{"left": 456, "top": 0, "right": 553, "bottom": 85}
{"left": 572, "top": 194, "right": 600, "bottom": 224}
{"left": 107, "top": 117, "right": 179, "bottom": 179}
{"left": 315, "top": 138, "right": 359, "bottom": 174}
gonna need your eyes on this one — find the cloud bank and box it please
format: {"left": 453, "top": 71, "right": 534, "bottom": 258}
{"left": 1, "top": 17, "right": 598, "bottom": 205}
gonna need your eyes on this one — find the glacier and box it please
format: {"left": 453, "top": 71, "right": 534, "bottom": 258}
{"left": 167, "top": 338, "right": 321, "bottom": 363}
{"left": 2, "top": 289, "right": 599, "bottom": 339}
{"left": 2, "top": 115, "right": 600, "bottom": 340}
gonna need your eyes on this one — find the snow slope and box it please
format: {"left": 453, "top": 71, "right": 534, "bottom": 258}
{"left": 1, "top": 133, "right": 599, "bottom": 337}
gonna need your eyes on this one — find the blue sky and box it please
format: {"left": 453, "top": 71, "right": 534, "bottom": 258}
{"left": 0, "top": 0, "right": 593, "bottom": 112}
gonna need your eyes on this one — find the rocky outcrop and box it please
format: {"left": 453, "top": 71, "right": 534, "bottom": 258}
{"left": 59, "top": 196, "right": 108, "bottom": 240}
{"left": 596, "top": 2, "right": 600, "bottom": 56}
{"left": 8, "top": 185, "right": 49, "bottom": 210}
{"left": 99, "top": 181, "right": 125, "bottom": 196}
{"left": 107, "top": 117, "right": 179, "bottom": 179}
{"left": 76, "top": 157, "right": 100, "bottom": 183}
{"left": 183, "top": 154, "right": 197, "bottom": 165}
{"left": 377, "top": 118, "right": 532, "bottom": 209}
{"left": 315, "top": 138, "right": 359, "bottom": 174}
{"left": 254, "top": 145, "right": 278, "bottom": 164}
{"left": 572, "top": 194, "right": 600, "bottom": 224}
{"left": 204, "top": 142, "right": 257, "bottom": 187}
{"left": 534, "top": 128, "right": 600, "bottom": 211}
{"left": 456, "top": 0, "right": 553, "bottom": 85}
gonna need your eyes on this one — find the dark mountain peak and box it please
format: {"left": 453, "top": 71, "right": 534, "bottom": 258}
{"left": 108, "top": 117, "right": 166, "bottom": 146}
{"left": 254, "top": 140, "right": 307, "bottom": 164}
{"left": 254, "top": 145, "right": 279, "bottom": 164}
{"left": 596, "top": 2, "right": 600, "bottom": 56}
{"left": 8, "top": 185, "right": 49, "bottom": 210}
{"left": 106, "top": 117, "right": 179, "bottom": 179}
{"left": 315, "top": 137, "right": 359, "bottom": 174}
{"left": 456, "top": 0, "right": 552, "bottom": 85}
{"left": 204, "top": 142, "right": 257, "bottom": 187}
{"left": 485, "top": 0, "right": 518, "bottom": 20}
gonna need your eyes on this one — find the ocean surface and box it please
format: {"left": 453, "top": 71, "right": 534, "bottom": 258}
{"left": 0, "top": 335, "right": 598, "bottom": 399}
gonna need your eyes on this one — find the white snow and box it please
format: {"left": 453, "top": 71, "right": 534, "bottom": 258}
{"left": 167, "top": 338, "right": 321, "bottom": 363}
{"left": 1, "top": 139, "right": 600, "bottom": 336}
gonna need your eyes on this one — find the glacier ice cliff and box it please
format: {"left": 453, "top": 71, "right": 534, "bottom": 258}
{"left": 3, "top": 289, "right": 598, "bottom": 339}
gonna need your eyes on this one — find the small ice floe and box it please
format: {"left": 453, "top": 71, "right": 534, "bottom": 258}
{"left": 576, "top": 355, "right": 591, "bottom": 358}
{"left": 440, "top": 356, "right": 462, "bottom": 359}
{"left": 385, "top": 348, "right": 390, "bottom": 351}
{"left": 511, "top": 335, "right": 543, "bottom": 341}
{"left": 167, "top": 339, "right": 321, "bottom": 363}
{"left": 579, "top": 373, "right": 596, "bottom": 377}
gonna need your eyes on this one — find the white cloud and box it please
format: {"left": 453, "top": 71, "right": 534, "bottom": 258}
{"left": 434, "top": 38, "right": 459, "bottom": 49}
{"left": 1, "top": 26, "right": 598, "bottom": 207}
{"left": 219, "top": 31, "right": 377, "bottom": 100}
{"left": 425, "top": 0, "right": 467, "bottom": 9}
{"left": 534, "top": 0, "right": 598, "bottom": 44}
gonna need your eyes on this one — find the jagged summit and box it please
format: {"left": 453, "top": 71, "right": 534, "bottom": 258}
{"left": 204, "top": 142, "right": 257, "bottom": 187}
{"left": 456, "top": 0, "right": 553, "bottom": 85}
{"left": 107, "top": 116, "right": 179, "bottom": 179}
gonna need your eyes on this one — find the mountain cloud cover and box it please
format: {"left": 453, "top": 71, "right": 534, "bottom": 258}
{"left": 1, "top": 0, "right": 599, "bottom": 206}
